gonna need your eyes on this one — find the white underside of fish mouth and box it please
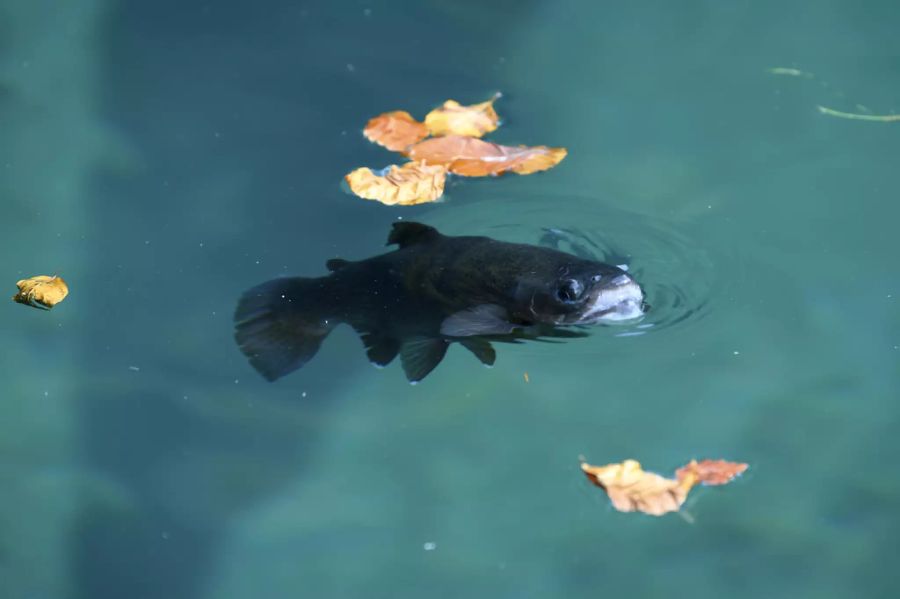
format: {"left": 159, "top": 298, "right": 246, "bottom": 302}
{"left": 579, "top": 280, "right": 645, "bottom": 323}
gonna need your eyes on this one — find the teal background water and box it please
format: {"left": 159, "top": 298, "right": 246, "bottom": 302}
{"left": 2, "top": 1, "right": 899, "bottom": 598}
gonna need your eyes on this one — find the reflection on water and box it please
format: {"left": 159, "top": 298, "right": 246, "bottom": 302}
{"left": 2, "top": 1, "right": 899, "bottom": 598}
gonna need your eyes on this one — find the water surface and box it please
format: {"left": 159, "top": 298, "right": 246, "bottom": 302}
{"left": 2, "top": 1, "right": 898, "bottom": 598}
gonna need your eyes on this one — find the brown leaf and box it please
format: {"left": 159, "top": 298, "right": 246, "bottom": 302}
{"left": 581, "top": 457, "right": 747, "bottom": 516}
{"left": 344, "top": 161, "right": 447, "bottom": 206}
{"left": 424, "top": 94, "right": 501, "bottom": 138}
{"left": 13, "top": 275, "right": 69, "bottom": 310}
{"left": 363, "top": 111, "right": 429, "bottom": 152}
{"left": 675, "top": 459, "right": 748, "bottom": 486}
{"left": 407, "top": 135, "right": 567, "bottom": 177}
{"left": 581, "top": 460, "right": 692, "bottom": 516}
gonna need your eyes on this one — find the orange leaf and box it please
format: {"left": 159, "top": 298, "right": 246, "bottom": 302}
{"left": 675, "top": 459, "right": 748, "bottom": 486}
{"left": 407, "top": 135, "right": 567, "bottom": 177}
{"left": 12, "top": 275, "right": 69, "bottom": 310}
{"left": 581, "top": 457, "right": 747, "bottom": 516}
{"left": 363, "top": 111, "right": 429, "bottom": 152}
{"left": 344, "top": 161, "right": 447, "bottom": 206}
{"left": 424, "top": 94, "right": 501, "bottom": 138}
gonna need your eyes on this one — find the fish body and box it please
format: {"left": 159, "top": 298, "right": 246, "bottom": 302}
{"left": 234, "top": 222, "right": 645, "bottom": 383}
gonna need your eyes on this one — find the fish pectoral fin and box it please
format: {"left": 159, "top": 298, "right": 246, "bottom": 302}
{"left": 440, "top": 304, "right": 516, "bottom": 337}
{"left": 459, "top": 338, "right": 496, "bottom": 367}
{"left": 358, "top": 331, "right": 400, "bottom": 367}
{"left": 399, "top": 337, "right": 449, "bottom": 383}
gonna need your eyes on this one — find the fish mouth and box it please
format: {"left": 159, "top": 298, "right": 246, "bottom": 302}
{"left": 577, "top": 274, "right": 645, "bottom": 324}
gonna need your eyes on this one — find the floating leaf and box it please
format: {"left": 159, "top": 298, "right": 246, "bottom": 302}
{"left": 344, "top": 161, "right": 447, "bottom": 206}
{"left": 581, "top": 457, "right": 747, "bottom": 516}
{"left": 581, "top": 459, "right": 691, "bottom": 516}
{"left": 675, "top": 459, "right": 748, "bottom": 486}
{"left": 12, "top": 275, "right": 69, "bottom": 310}
{"left": 363, "top": 111, "right": 430, "bottom": 152}
{"left": 424, "top": 94, "right": 501, "bottom": 138}
{"left": 350, "top": 93, "right": 566, "bottom": 205}
{"left": 407, "top": 135, "right": 567, "bottom": 177}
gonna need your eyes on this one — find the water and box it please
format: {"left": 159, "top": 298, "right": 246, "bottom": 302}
{"left": 2, "top": 1, "right": 898, "bottom": 598}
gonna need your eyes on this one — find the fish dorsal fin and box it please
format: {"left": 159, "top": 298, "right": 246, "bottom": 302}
{"left": 459, "top": 338, "right": 496, "bottom": 366}
{"left": 399, "top": 337, "right": 449, "bottom": 383}
{"left": 326, "top": 258, "right": 352, "bottom": 272}
{"left": 440, "top": 304, "right": 517, "bottom": 337}
{"left": 387, "top": 222, "right": 440, "bottom": 248}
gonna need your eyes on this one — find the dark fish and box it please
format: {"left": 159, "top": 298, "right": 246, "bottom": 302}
{"left": 234, "top": 222, "right": 645, "bottom": 383}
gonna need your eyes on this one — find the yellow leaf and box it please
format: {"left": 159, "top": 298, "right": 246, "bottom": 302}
{"left": 363, "top": 111, "right": 430, "bottom": 151}
{"left": 13, "top": 275, "right": 69, "bottom": 310}
{"left": 581, "top": 457, "right": 747, "bottom": 516}
{"left": 407, "top": 135, "right": 567, "bottom": 177}
{"left": 581, "top": 460, "right": 691, "bottom": 516}
{"left": 344, "top": 161, "right": 447, "bottom": 206}
{"left": 424, "top": 94, "right": 501, "bottom": 138}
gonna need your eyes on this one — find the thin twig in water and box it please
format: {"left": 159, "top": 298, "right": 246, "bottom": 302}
{"left": 678, "top": 509, "right": 696, "bottom": 524}
{"left": 817, "top": 105, "right": 900, "bottom": 122}
{"left": 767, "top": 67, "right": 814, "bottom": 78}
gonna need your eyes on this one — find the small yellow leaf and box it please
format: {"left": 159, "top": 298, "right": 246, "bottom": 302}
{"left": 424, "top": 94, "right": 501, "bottom": 138}
{"left": 13, "top": 275, "right": 69, "bottom": 310}
{"left": 344, "top": 161, "right": 447, "bottom": 206}
{"left": 408, "top": 135, "right": 567, "bottom": 177}
{"left": 363, "top": 111, "right": 430, "bottom": 151}
{"left": 581, "top": 457, "right": 746, "bottom": 517}
{"left": 582, "top": 459, "right": 691, "bottom": 516}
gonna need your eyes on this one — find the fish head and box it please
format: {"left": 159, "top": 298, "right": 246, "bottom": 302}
{"left": 520, "top": 261, "right": 646, "bottom": 325}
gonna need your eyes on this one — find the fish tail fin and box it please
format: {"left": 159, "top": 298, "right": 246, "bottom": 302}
{"left": 234, "top": 277, "right": 335, "bottom": 381}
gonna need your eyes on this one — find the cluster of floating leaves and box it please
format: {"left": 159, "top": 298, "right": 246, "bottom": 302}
{"left": 344, "top": 94, "right": 567, "bottom": 205}
{"left": 581, "top": 458, "right": 748, "bottom": 516}
{"left": 12, "top": 275, "right": 69, "bottom": 310}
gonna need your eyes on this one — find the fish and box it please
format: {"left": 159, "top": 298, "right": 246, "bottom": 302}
{"left": 234, "top": 222, "right": 645, "bottom": 383}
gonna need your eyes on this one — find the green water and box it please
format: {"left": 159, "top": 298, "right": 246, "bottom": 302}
{"left": 2, "top": 1, "right": 899, "bottom": 598}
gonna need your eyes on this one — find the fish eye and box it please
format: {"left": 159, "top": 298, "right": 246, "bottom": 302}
{"left": 591, "top": 274, "right": 603, "bottom": 283}
{"left": 557, "top": 279, "right": 583, "bottom": 302}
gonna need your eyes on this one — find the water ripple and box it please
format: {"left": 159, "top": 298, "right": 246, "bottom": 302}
{"left": 424, "top": 192, "right": 722, "bottom": 339}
